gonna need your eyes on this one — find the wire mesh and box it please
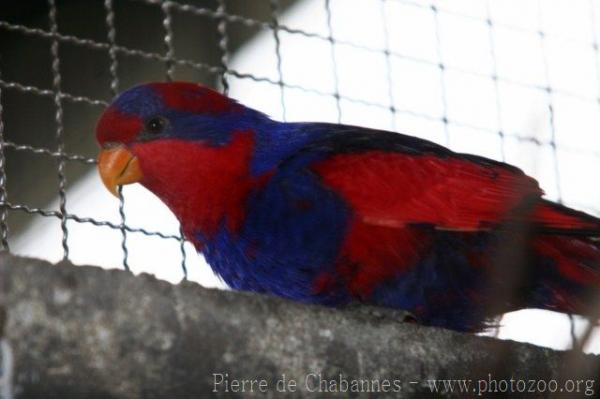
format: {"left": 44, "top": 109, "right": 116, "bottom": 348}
{"left": 0, "top": 70, "right": 9, "bottom": 251}
{"left": 0, "top": 0, "right": 600, "bottom": 354}
{"left": 103, "top": 0, "right": 130, "bottom": 271}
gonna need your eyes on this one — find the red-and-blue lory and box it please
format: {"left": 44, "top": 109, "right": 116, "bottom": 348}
{"left": 96, "top": 82, "right": 600, "bottom": 331}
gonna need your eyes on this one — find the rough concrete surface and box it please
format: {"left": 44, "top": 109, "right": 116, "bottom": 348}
{"left": 0, "top": 253, "right": 599, "bottom": 398}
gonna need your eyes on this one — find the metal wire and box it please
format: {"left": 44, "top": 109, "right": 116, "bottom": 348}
{"left": 0, "top": 76, "right": 108, "bottom": 107}
{"left": 104, "top": 0, "right": 130, "bottom": 272}
{"left": 105, "top": 0, "right": 119, "bottom": 96}
{"left": 2, "top": 140, "right": 95, "bottom": 164}
{"left": 2, "top": 200, "right": 180, "bottom": 241}
{"left": 162, "top": 1, "right": 176, "bottom": 81}
{"left": 1, "top": 17, "right": 598, "bottom": 117}
{"left": 324, "top": 0, "right": 342, "bottom": 123}
{"left": 380, "top": 0, "right": 397, "bottom": 131}
{"left": 161, "top": 0, "right": 188, "bottom": 280}
{"left": 567, "top": 0, "right": 600, "bottom": 357}
{"left": 137, "top": 0, "right": 599, "bottom": 67}
{"left": 485, "top": 3, "right": 506, "bottom": 335}
{"left": 485, "top": 0, "right": 506, "bottom": 162}
{"left": 537, "top": 0, "right": 562, "bottom": 204}
{"left": 270, "top": 0, "right": 286, "bottom": 121}
{"left": 216, "top": 0, "right": 230, "bottom": 94}
{"left": 431, "top": 4, "right": 450, "bottom": 145}
{"left": 0, "top": 67, "right": 9, "bottom": 251}
{"left": 0, "top": 63, "right": 181, "bottom": 248}
{"left": 48, "top": 0, "right": 69, "bottom": 260}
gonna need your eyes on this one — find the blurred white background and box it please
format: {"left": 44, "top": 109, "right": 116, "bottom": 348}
{"left": 11, "top": 0, "right": 600, "bottom": 352}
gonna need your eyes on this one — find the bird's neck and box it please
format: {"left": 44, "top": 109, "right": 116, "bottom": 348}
{"left": 248, "top": 121, "right": 324, "bottom": 175}
{"left": 132, "top": 131, "right": 262, "bottom": 244}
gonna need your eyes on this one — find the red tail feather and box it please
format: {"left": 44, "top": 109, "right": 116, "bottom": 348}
{"left": 533, "top": 200, "right": 600, "bottom": 234}
{"left": 533, "top": 235, "right": 600, "bottom": 314}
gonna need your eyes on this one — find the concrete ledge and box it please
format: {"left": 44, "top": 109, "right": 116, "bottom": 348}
{"left": 0, "top": 253, "right": 599, "bottom": 398}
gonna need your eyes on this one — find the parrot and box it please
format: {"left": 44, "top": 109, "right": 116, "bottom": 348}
{"left": 95, "top": 81, "right": 600, "bottom": 332}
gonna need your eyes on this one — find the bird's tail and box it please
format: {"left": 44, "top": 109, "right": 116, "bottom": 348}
{"left": 527, "top": 201, "right": 600, "bottom": 315}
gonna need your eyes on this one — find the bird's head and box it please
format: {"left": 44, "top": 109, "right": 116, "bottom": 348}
{"left": 96, "top": 82, "right": 269, "bottom": 236}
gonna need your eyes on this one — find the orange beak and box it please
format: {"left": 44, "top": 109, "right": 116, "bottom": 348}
{"left": 97, "top": 146, "right": 143, "bottom": 197}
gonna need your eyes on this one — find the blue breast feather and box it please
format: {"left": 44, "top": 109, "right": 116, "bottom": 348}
{"left": 200, "top": 162, "right": 352, "bottom": 305}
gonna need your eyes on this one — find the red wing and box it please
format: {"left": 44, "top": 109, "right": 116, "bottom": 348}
{"left": 312, "top": 151, "right": 600, "bottom": 233}
{"left": 299, "top": 130, "right": 600, "bottom": 300}
{"left": 312, "top": 151, "right": 543, "bottom": 230}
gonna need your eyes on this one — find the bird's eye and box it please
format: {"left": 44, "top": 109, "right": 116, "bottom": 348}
{"left": 145, "top": 116, "right": 167, "bottom": 135}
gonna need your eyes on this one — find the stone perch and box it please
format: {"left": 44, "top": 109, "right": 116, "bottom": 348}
{"left": 0, "top": 253, "right": 599, "bottom": 398}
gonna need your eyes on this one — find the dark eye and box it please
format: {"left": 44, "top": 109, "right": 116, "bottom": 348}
{"left": 145, "top": 116, "right": 167, "bottom": 135}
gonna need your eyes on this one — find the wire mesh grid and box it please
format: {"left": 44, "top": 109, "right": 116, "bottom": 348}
{"left": 1, "top": 0, "right": 600, "bottom": 351}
